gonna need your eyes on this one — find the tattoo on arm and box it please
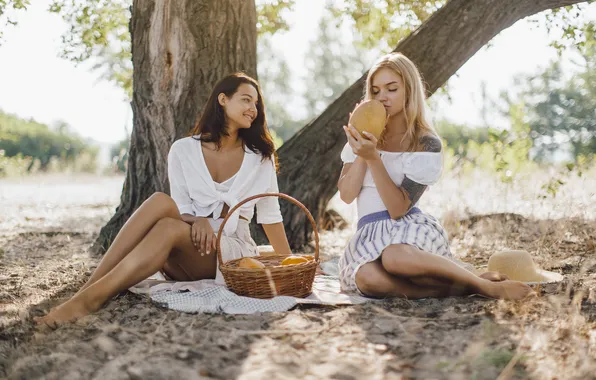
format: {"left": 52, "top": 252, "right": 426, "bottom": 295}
{"left": 401, "top": 176, "right": 427, "bottom": 208}
{"left": 420, "top": 135, "right": 442, "bottom": 152}
{"left": 400, "top": 135, "right": 439, "bottom": 208}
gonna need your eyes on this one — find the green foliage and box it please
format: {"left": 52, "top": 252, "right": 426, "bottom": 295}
{"left": 303, "top": 10, "right": 369, "bottom": 119}
{"left": 450, "top": 133, "right": 532, "bottom": 182}
{"left": 334, "top": 1, "right": 592, "bottom": 54}
{"left": 109, "top": 137, "right": 128, "bottom": 173}
{"left": 269, "top": 129, "right": 284, "bottom": 149}
{"left": 437, "top": 103, "right": 534, "bottom": 182}
{"left": 491, "top": 103, "right": 533, "bottom": 182}
{"left": 256, "top": 0, "right": 295, "bottom": 35}
{"left": 0, "top": 151, "right": 33, "bottom": 176}
{"left": 45, "top": 0, "right": 296, "bottom": 100}
{"left": 48, "top": 0, "right": 132, "bottom": 99}
{"left": 539, "top": 154, "right": 594, "bottom": 198}
{"left": 501, "top": 22, "right": 596, "bottom": 163}
{"left": 14, "top": 0, "right": 590, "bottom": 103}
{"left": 538, "top": 2, "right": 595, "bottom": 52}
{"left": 0, "top": 0, "right": 29, "bottom": 17}
{"left": 257, "top": 35, "right": 304, "bottom": 142}
{"left": 470, "top": 347, "right": 526, "bottom": 380}
{"left": 259, "top": 7, "right": 371, "bottom": 142}
{"left": 330, "top": 0, "right": 443, "bottom": 51}
{"left": 435, "top": 120, "right": 489, "bottom": 155}
{"left": 540, "top": 166, "right": 572, "bottom": 199}
{"left": 0, "top": 110, "right": 98, "bottom": 176}
{"left": 0, "top": 0, "right": 30, "bottom": 42}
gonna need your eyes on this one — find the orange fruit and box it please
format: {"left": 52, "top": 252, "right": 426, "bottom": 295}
{"left": 280, "top": 255, "right": 309, "bottom": 266}
{"left": 348, "top": 99, "right": 387, "bottom": 139}
{"left": 238, "top": 257, "right": 266, "bottom": 269}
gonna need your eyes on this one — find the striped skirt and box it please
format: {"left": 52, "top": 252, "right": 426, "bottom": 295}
{"left": 338, "top": 208, "right": 454, "bottom": 293}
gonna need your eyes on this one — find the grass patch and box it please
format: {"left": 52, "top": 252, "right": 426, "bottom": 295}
{"left": 471, "top": 347, "right": 526, "bottom": 380}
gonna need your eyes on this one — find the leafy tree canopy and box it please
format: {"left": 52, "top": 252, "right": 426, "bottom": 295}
{"left": 1, "top": 0, "right": 591, "bottom": 100}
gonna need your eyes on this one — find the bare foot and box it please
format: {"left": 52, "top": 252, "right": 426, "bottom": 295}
{"left": 486, "top": 280, "right": 534, "bottom": 300}
{"left": 34, "top": 297, "right": 99, "bottom": 327}
{"left": 479, "top": 271, "right": 509, "bottom": 282}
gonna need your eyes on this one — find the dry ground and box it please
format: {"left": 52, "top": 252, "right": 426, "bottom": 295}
{"left": 1, "top": 171, "right": 595, "bottom": 380}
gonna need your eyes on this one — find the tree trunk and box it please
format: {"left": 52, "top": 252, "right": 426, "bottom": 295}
{"left": 275, "top": 0, "right": 587, "bottom": 249}
{"left": 94, "top": 0, "right": 257, "bottom": 253}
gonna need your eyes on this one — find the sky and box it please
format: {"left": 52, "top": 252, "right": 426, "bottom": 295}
{"left": 0, "top": 1, "right": 595, "bottom": 148}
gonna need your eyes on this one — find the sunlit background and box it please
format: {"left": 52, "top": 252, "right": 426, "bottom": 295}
{"left": 1, "top": 0, "right": 594, "bottom": 172}
{"left": 1, "top": 3, "right": 596, "bottom": 379}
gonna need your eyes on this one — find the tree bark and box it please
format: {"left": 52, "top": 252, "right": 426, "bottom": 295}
{"left": 97, "top": 0, "right": 586, "bottom": 253}
{"left": 275, "top": 0, "right": 587, "bottom": 249}
{"left": 94, "top": 0, "right": 257, "bottom": 253}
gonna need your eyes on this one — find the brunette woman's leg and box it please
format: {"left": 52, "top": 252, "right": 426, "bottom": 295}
{"left": 36, "top": 217, "right": 212, "bottom": 326}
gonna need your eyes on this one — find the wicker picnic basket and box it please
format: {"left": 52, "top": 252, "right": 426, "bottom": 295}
{"left": 216, "top": 192, "right": 320, "bottom": 299}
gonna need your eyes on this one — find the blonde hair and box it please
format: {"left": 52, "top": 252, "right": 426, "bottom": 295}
{"left": 364, "top": 52, "right": 438, "bottom": 152}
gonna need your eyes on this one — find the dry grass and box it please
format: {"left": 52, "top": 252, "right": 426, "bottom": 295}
{"left": 0, "top": 169, "right": 595, "bottom": 379}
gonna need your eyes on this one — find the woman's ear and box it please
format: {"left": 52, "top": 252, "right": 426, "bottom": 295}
{"left": 218, "top": 93, "right": 227, "bottom": 106}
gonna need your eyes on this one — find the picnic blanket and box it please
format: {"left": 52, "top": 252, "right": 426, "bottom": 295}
{"left": 129, "top": 258, "right": 369, "bottom": 314}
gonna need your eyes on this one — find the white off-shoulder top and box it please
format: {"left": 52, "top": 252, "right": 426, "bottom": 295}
{"left": 340, "top": 143, "right": 442, "bottom": 218}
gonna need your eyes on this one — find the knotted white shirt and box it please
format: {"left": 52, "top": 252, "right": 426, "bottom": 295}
{"left": 168, "top": 135, "right": 282, "bottom": 235}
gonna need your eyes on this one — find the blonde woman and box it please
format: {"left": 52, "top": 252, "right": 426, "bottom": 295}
{"left": 338, "top": 53, "right": 532, "bottom": 300}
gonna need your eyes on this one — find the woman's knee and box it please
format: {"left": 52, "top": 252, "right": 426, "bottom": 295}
{"left": 147, "top": 192, "right": 174, "bottom": 204}
{"left": 355, "top": 262, "right": 391, "bottom": 298}
{"left": 381, "top": 244, "right": 425, "bottom": 277}
{"left": 153, "top": 217, "right": 187, "bottom": 238}
{"left": 356, "top": 260, "right": 445, "bottom": 299}
{"left": 146, "top": 192, "right": 179, "bottom": 215}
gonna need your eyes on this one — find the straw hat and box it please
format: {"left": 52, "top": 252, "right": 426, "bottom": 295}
{"left": 487, "top": 250, "right": 563, "bottom": 283}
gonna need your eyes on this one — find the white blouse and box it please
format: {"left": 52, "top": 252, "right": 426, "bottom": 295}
{"left": 340, "top": 143, "right": 442, "bottom": 218}
{"left": 168, "top": 136, "right": 283, "bottom": 235}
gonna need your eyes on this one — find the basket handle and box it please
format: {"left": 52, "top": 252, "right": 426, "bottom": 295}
{"left": 215, "top": 192, "right": 320, "bottom": 267}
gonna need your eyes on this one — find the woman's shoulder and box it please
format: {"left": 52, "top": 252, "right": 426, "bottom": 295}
{"left": 418, "top": 134, "right": 442, "bottom": 153}
{"left": 380, "top": 134, "right": 442, "bottom": 156}
{"left": 170, "top": 136, "right": 200, "bottom": 152}
{"left": 403, "top": 135, "right": 443, "bottom": 184}
{"left": 251, "top": 150, "right": 277, "bottom": 171}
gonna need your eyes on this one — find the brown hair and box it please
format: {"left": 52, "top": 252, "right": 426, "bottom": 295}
{"left": 190, "top": 72, "right": 277, "bottom": 163}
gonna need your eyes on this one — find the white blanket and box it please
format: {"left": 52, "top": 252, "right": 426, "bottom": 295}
{"left": 129, "top": 274, "right": 370, "bottom": 314}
